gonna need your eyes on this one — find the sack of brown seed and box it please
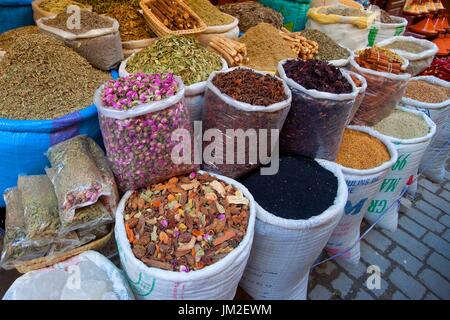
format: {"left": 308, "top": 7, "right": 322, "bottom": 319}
{"left": 115, "top": 171, "right": 256, "bottom": 300}
{"left": 202, "top": 67, "right": 292, "bottom": 178}
{"left": 36, "top": 10, "right": 124, "bottom": 70}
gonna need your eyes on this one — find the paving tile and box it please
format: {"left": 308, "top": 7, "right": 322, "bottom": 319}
{"left": 418, "top": 269, "right": 450, "bottom": 299}
{"left": 335, "top": 259, "right": 367, "bottom": 279}
{"left": 424, "top": 292, "right": 439, "bottom": 300}
{"left": 364, "top": 229, "right": 392, "bottom": 252}
{"left": 427, "top": 252, "right": 450, "bottom": 281}
{"left": 442, "top": 229, "right": 450, "bottom": 243}
{"left": 421, "top": 189, "right": 449, "bottom": 213}
{"left": 381, "top": 228, "right": 430, "bottom": 260}
{"left": 439, "top": 215, "right": 450, "bottom": 228}
{"left": 407, "top": 207, "right": 446, "bottom": 233}
{"left": 415, "top": 200, "right": 442, "bottom": 219}
{"left": 423, "top": 232, "right": 450, "bottom": 259}
{"left": 388, "top": 246, "right": 423, "bottom": 276}
{"left": 392, "top": 290, "right": 409, "bottom": 300}
{"left": 399, "top": 215, "right": 427, "bottom": 238}
{"left": 419, "top": 179, "right": 440, "bottom": 193}
{"left": 309, "top": 285, "right": 332, "bottom": 300}
{"left": 440, "top": 190, "right": 450, "bottom": 202}
{"left": 360, "top": 242, "right": 391, "bottom": 273}
{"left": 354, "top": 289, "right": 374, "bottom": 300}
{"left": 331, "top": 273, "right": 353, "bottom": 298}
{"left": 315, "top": 261, "right": 338, "bottom": 275}
{"left": 389, "top": 267, "right": 426, "bottom": 300}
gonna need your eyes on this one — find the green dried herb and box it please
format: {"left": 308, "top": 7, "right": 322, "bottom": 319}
{"left": 0, "top": 33, "right": 110, "bottom": 120}
{"left": 300, "top": 29, "right": 349, "bottom": 61}
{"left": 186, "top": 0, "right": 234, "bottom": 26}
{"left": 61, "top": 202, "right": 113, "bottom": 235}
{"left": 43, "top": 10, "right": 113, "bottom": 34}
{"left": 78, "top": 0, "right": 140, "bottom": 14}
{"left": 126, "top": 35, "right": 222, "bottom": 86}
{"left": 39, "top": 0, "right": 90, "bottom": 13}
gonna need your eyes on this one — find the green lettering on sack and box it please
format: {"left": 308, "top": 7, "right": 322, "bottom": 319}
{"left": 392, "top": 154, "right": 410, "bottom": 171}
{"left": 368, "top": 27, "right": 378, "bottom": 47}
{"left": 368, "top": 200, "right": 387, "bottom": 213}
{"left": 345, "top": 198, "right": 367, "bottom": 215}
{"left": 380, "top": 178, "right": 401, "bottom": 192}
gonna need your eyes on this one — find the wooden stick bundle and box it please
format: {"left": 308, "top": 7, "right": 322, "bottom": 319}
{"left": 279, "top": 29, "right": 318, "bottom": 61}
{"left": 147, "top": 0, "right": 200, "bottom": 30}
{"left": 208, "top": 36, "right": 249, "bottom": 67}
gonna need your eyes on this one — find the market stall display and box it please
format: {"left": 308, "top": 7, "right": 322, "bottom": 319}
{"left": 31, "top": 0, "right": 91, "bottom": 22}
{"left": 278, "top": 59, "right": 357, "bottom": 161}
{"left": 259, "top": 0, "right": 311, "bottom": 32}
{"left": 37, "top": 10, "right": 124, "bottom": 70}
{"left": 3, "top": 251, "right": 134, "bottom": 300}
{"left": 346, "top": 71, "right": 367, "bottom": 125}
{"left": 0, "top": 0, "right": 34, "bottom": 34}
{"left": 207, "top": 36, "right": 248, "bottom": 67}
{"left": 115, "top": 171, "right": 256, "bottom": 300}
{"left": 349, "top": 46, "right": 411, "bottom": 126}
{"left": 279, "top": 28, "right": 319, "bottom": 61}
{"left": 306, "top": 5, "right": 377, "bottom": 51}
{"left": 219, "top": 1, "right": 283, "bottom": 33}
{"left": 326, "top": 127, "right": 397, "bottom": 264}
{"left": 378, "top": 36, "right": 439, "bottom": 76}
{"left": 366, "top": 108, "right": 436, "bottom": 232}
{"left": 400, "top": 76, "right": 450, "bottom": 184}
{"left": 239, "top": 156, "right": 347, "bottom": 299}
{"left": 367, "top": 9, "right": 407, "bottom": 46}
{"left": 95, "top": 73, "right": 196, "bottom": 192}
{"left": 202, "top": 67, "right": 291, "bottom": 178}
{"left": 420, "top": 57, "right": 450, "bottom": 81}
{"left": 0, "top": 25, "right": 39, "bottom": 57}
{"left": 239, "top": 23, "right": 297, "bottom": 72}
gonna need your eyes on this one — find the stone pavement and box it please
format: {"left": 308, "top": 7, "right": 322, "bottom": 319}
{"left": 308, "top": 170, "right": 450, "bottom": 300}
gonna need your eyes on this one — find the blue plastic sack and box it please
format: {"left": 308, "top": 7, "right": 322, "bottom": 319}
{"left": 0, "top": 1, "right": 34, "bottom": 34}
{"left": 0, "top": 70, "right": 119, "bottom": 206}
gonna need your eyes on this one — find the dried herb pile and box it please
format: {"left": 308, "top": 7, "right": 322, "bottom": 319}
{"left": 43, "top": 10, "right": 113, "bottom": 34}
{"left": 106, "top": 4, "right": 156, "bottom": 41}
{"left": 384, "top": 41, "right": 425, "bottom": 53}
{"left": 126, "top": 35, "right": 222, "bottom": 86}
{"left": 39, "top": 0, "right": 90, "bottom": 13}
{"left": 319, "top": 6, "right": 368, "bottom": 17}
{"left": 283, "top": 59, "right": 352, "bottom": 94}
{"left": 186, "top": 0, "right": 233, "bottom": 26}
{"left": 355, "top": 47, "right": 404, "bottom": 75}
{"left": 405, "top": 80, "right": 450, "bottom": 103}
{"left": 78, "top": 0, "right": 140, "bottom": 14}
{"left": 299, "top": 29, "right": 349, "bottom": 61}
{"left": 0, "top": 26, "right": 39, "bottom": 52}
{"left": 240, "top": 23, "right": 297, "bottom": 71}
{"left": 124, "top": 172, "right": 250, "bottom": 272}
{"left": 379, "top": 9, "right": 394, "bottom": 23}
{"left": 212, "top": 68, "right": 287, "bottom": 106}
{"left": 372, "top": 109, "right": 430, "bottom": 140}
{"left": 219, "top": 1, "right": 283, "bottom": 32}
{"left": 0, "top": 33, "right": 110, "bottom": 120}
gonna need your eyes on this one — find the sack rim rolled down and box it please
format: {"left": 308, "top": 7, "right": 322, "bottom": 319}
{"left": 307, "top": 6, "right": 377, "bottom": 29}
{"left": 373, "top": 106, "right": 437, "bottom": 145}
{"left": 371, "top": 15, "right": 408, "bottom": 29}
{"left": 114, "top": 170, "right": 256, "bottom": 282}
{"left": 346, "top": 70, "right": 368, "bottom": 94}
{"left": 201, "top": 14, "right": 239, "bottom": 34}
{"left": 205, "top": 66, "right": 292, "bottom": 113}
{"left": 277, "top": 59, "right": 359, "bottom": 102}
{"left": 94, "top": 75, "right": 186, "bottom": 120}
{"left": 401, "top": 76, "right": 450, "bottom": 110}
{"left": 255, "top": 159, "right": 348, "bottom": 231}
{"left": 119, "top": 54, "right": 228, "bottom": 97}
{"left": 0, "top": 70, "right": 118, "bottom": 133}
{"left": 329, "top": 47, "right": 354, "bottom": 67}
{"left": 377, "top": 36, "right": 439, "bottom": 62}
{"left": 338, "top": 125, "right": 399, "bottom": 177}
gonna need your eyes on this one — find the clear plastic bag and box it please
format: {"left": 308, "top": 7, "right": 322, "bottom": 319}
{"left": 201, "top": 67, "right": 292, "bottom": 178}
{"left": 277, "top": 60, "right": 358, "bottom": 161}
{"left": 49, "top": 231, "right": 95, "bottom": 256}
{"left": 46, "top": 136, "right": 114, "bottom": 226}
{"left": 349, "top": 57, "right": 411, "bottom": 126}
{"left": 78, "top": 224, "right": 111, "bottom": 241}
{"left": 0, "top": 188, "right": 50, "bottom": 270}
{"left": 346, "top": 71, "right": 367, "bottom": 125}
{"left": 18, "top": 175, "right": 60, "bottom": 243}
{"left": 59, "top": 202, "right": 113, "bottom": 236}
{"left": 94, "top": 77, "right": 197, "bottom": 191}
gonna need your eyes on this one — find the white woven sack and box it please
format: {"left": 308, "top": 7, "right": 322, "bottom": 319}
{"left": 400, "top": 76, "right": 450, "bottom": 184}
{"left": 367, "top": 16, "right": 408, "bottom": 46}
{"left": 377, "top": 36, "right": 438, "bottom": 76}
{"left": 239, "top": 160, "right": 348, "bottom": 300}
{"left": 115, "top": 171, "right": 256, "bottom": 300}
{"left": 3, "top": 250, "right": 134, "bottom": 300}
{"left": 119, "top": 55, "right": 228, "bottom": 122}
{"left": 306, "top": 19, "right": 369, "bottom": 51}
{"left": 325, "top": 126, "right": 398, "bottom": 264}
{"left": 365, "top": 107, "right": 436, "bottom": 232}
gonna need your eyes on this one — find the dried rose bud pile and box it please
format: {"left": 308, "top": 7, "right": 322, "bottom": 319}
{"left": 124, "top": 172, "right": 250, "bottom": 272}
{"left": 98, "top": 73, "right": 194, "bottom": 191}
{"left": 101, "top": 73, "right": 178, "bottom": 110}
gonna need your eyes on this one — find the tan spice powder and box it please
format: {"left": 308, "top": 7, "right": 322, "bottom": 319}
{"left": 372, "top": 109, "right": 429, "bottom": 140}
{"left": 336, "top": 129, "right": 390, "bottom": 169}
{"left": 405, "top": 80, "right": 450, "bottom": 104}
{"left": 240, "top": 23, "right": 297, "bottom": 72}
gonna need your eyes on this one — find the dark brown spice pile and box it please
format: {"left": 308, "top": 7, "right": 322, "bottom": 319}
{"left": 212, "top": 68, "right": 287, "bottom": 106}
{"left": 283, "top": 59, "right": 352, "bottom": 94}
{"left": 124, "top": 172, "right": 250, "bottom": 272}
{"left": 43, "top": 10, "right": 113, "bottom": 34}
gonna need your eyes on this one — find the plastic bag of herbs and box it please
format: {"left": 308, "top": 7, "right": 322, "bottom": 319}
{"left": 202, "top": 67, "right": 292, "bottom": 178}
{"left": 0, "top": 188, "right": 51, "bottom": 270}
{"left": 94, "top": 73, "right": 197, "bottom": 192}
{"left": 45, "top": 135, "right": 118, "bottom": 234}
{"left": 36, "top": 10, "right": 124, "bottom": 70}
{"left": 277, "top": 59, "right": 358, "bottom": 161}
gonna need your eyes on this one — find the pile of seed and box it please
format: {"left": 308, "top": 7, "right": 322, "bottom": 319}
{"left": 0, "top": 26, "right": 39, "bottom": 52}
{"left": 384, "top": 41, "right": 425, "bottom": 53}
{"left": 319, "top": 6, "right": 368, "bottom": 17}
{"left": 186, "top": 0, "right": 234, "bottom": 26}
{"left": 300, "top": 29, "right": 349, "bottom": 61}
{"left": 372, "top": 109, "right": 430, "bottom": 139}
{"left": 0, "top": 33, "right": 110, "bottom": 120}
{"left": 405, "top": 80, "right": 450, "bottom": 103}
{"left": 336, "top": 129, "right": 390, "bottom": 170}
{"left": 42, "top": 10, "right": 113, "bottom": 34}
{"left": 39, "top": 0, "right": 90, "bottom": 13}
{"left": 240, "top": 23, "right": 297, "bottom": 71}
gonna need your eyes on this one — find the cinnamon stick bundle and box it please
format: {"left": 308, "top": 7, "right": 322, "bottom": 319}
{"left": 207, "top": 36, "right": 248, "bottom": 67}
